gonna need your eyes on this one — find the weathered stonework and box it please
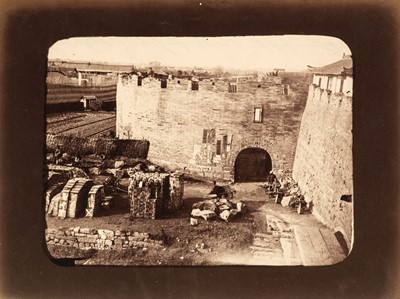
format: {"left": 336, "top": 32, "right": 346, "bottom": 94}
{"left": 116, "top": 75, "right": 308, "bottom": 181}
{"left": 45, "top": 227, "right": 164, "bottom": 251}
{"left": 128, "top": 171, "right": 184, "bottom": 219}
{"left": 292, "top": 85, "right": 353, "bottom": 247}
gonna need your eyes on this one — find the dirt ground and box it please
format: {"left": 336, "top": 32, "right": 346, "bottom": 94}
{"left": 46, "top": 178, "right": 326, "bottom": 266}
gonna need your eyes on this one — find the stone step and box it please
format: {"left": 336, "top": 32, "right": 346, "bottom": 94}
{"left": 250, "top": 245, "right": 282, "bottom": 253}
{"left": 280, "top": 237, "right": 303, "bottom": 266}
{"left": 252, "top": 239, "right": 273, "bottom": 248}
{"left": 294, "top": 226, "right": 346, "bottom": 266}
{"left": 319, "top": 228, "right": 347, "bottom": 265}
{"left": 255, "top": 232, "right": 272, "bottom": 238}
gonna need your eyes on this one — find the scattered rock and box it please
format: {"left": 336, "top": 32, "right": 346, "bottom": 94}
{"left": 88, "top": 167, "right": 101, "bottom": 175}
{"left": 203, "top": 200, "right": 217, "bottom": 212}
{"left": 192, "top": 202, "right": 205, "bottom": 210}
{"left": 195, "top": 242, "right": 205, "bottom": 249}
{"left": 191, "top": 208, "right": 202, "bottom": 217}
{"left": 114, "top": 160, "right": 125, "bottom": 169}
{"left": 219, "top": 210, "right": 230, "bottom": 222}
{"left": 190, "top": 218, "right": 198, "bottom": 226}
{"left": 200, "top": 210, "right": 217, "bottom": 221}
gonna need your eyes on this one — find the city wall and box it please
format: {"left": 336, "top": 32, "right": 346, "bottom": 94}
{"left": 292, "top": 85, "right": 353, "bottom": 247}
{"left": 116, "top": 75, "right": 308, "bottom": 181}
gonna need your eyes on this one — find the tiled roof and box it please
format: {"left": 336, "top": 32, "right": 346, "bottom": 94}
{"left": 310, "top": 55, "right": 353, "bottom": 75}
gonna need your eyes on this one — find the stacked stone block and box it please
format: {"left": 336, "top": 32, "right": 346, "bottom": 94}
{"left": 48, "top": 193, "right": 62, "bottom": 217}
{"left": 45, "top": 183, "right": 65, "bottom": 213}
{"left": 86, "top": 185, "right": 105, "bottom": 218}
{"left": 166, "top": 173, "right": 185, "bottom": 211}
{"left": 128, "top": 171, "right": 184, "bottom": 219}
{"left": 45, "top": 227, "right": 164, "bottom": 250}
{"left": 68, "top": 179, "right": 94, "bottom": 218}
{"left": 49, "top": 178, "right": 94, "bottom": 219}
{"left": 58, "top": 178, "right": 80, "bottom": 219}
{"left": 128, "top": 172, "right": 170, "bottom": 219}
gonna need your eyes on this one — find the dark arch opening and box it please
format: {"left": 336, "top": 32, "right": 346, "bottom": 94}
{"left": 234, "top": 147, "right": 272, "bottom": 182}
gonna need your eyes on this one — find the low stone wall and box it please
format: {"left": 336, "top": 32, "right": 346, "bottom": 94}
{"left": 46, "top": 134, "right": 149, "bottom": 158}
{"left": 45, "top": 227, "right": 164, "bottom": 250}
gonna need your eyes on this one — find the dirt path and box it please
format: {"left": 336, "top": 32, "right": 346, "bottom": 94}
{"left": 212, "top": 182, "right": 327, "bottom": 265}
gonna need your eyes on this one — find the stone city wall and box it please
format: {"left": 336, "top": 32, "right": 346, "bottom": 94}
{"left": 292, "top": 85, "right": 353, "bottom": 247}
{"left": 116, "top": 75, "right": 309, "bottom": 181}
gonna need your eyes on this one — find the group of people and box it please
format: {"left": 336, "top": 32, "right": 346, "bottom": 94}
{"left": 265, "top": 170, "right": 281, "bottom": 193}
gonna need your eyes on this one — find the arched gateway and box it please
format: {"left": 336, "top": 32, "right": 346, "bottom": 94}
{"left": 234, "top": 148, "right": 272, "bottom": 182}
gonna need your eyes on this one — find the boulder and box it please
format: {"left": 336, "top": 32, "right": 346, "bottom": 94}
{"left": 190, "top": 218, "right": 198, "bottom": 226}
{"left": 219, "top": 198, "right": 233, "bottom": 207}
{"left": 191, "top": 208, "right": 202, "bottom": 217}
{"left": 236, "top": 202, "right": 247, "bottom": 214}
{"left": 114, "top": 160, "right": 125, "bottom": 169}
{"left": 192, "top": 202, "right": 205, "bottom": 210}
{"left": 219, "top": 210, "right": 230, "bottom": 222}
{"left": 200, "top": 210, "right": 217, "bottom": 221}
{"left": 203, "top": 200, "right": 217, "bottom": 212}
{"left": 220, "top": 209, "right": 238, "bottom": 222}
{"left": 218, "top": 204, "right": 230, "bottom": 212}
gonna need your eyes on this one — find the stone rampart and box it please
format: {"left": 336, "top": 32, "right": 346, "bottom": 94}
{"left": 292, "top": 85, "right": 353, "bottom": 247}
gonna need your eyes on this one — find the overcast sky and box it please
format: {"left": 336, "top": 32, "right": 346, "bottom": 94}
{"left": 48, "top": 36, "right": 351, "bottom": 71}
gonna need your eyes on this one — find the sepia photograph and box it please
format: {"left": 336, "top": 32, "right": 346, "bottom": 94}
{"left": 44, "top": 35, "right": 353, "bottom": 266}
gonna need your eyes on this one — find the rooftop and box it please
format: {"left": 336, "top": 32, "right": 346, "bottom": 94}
{"left": 308, "top": 55, "right": 352, "bottom": 76}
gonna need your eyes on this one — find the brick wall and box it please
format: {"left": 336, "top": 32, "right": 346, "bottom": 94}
{"left": 116, "top": 75, "right": 308, "bottom": 181}
{"left": 45, "top": 227, "right": 164, "bottom": 250}
{"left": 292, "top": 85, "right": 353, "bottom": 247}
{"left": 46, "top": 134, "right": 149, "bottom": 158}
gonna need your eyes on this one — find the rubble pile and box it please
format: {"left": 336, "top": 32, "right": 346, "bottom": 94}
{"left": 128, "top": 171, "right": 184, "bottom": 219}
{"left": 191, "top": 194, "right": 247, "bottom": 223}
